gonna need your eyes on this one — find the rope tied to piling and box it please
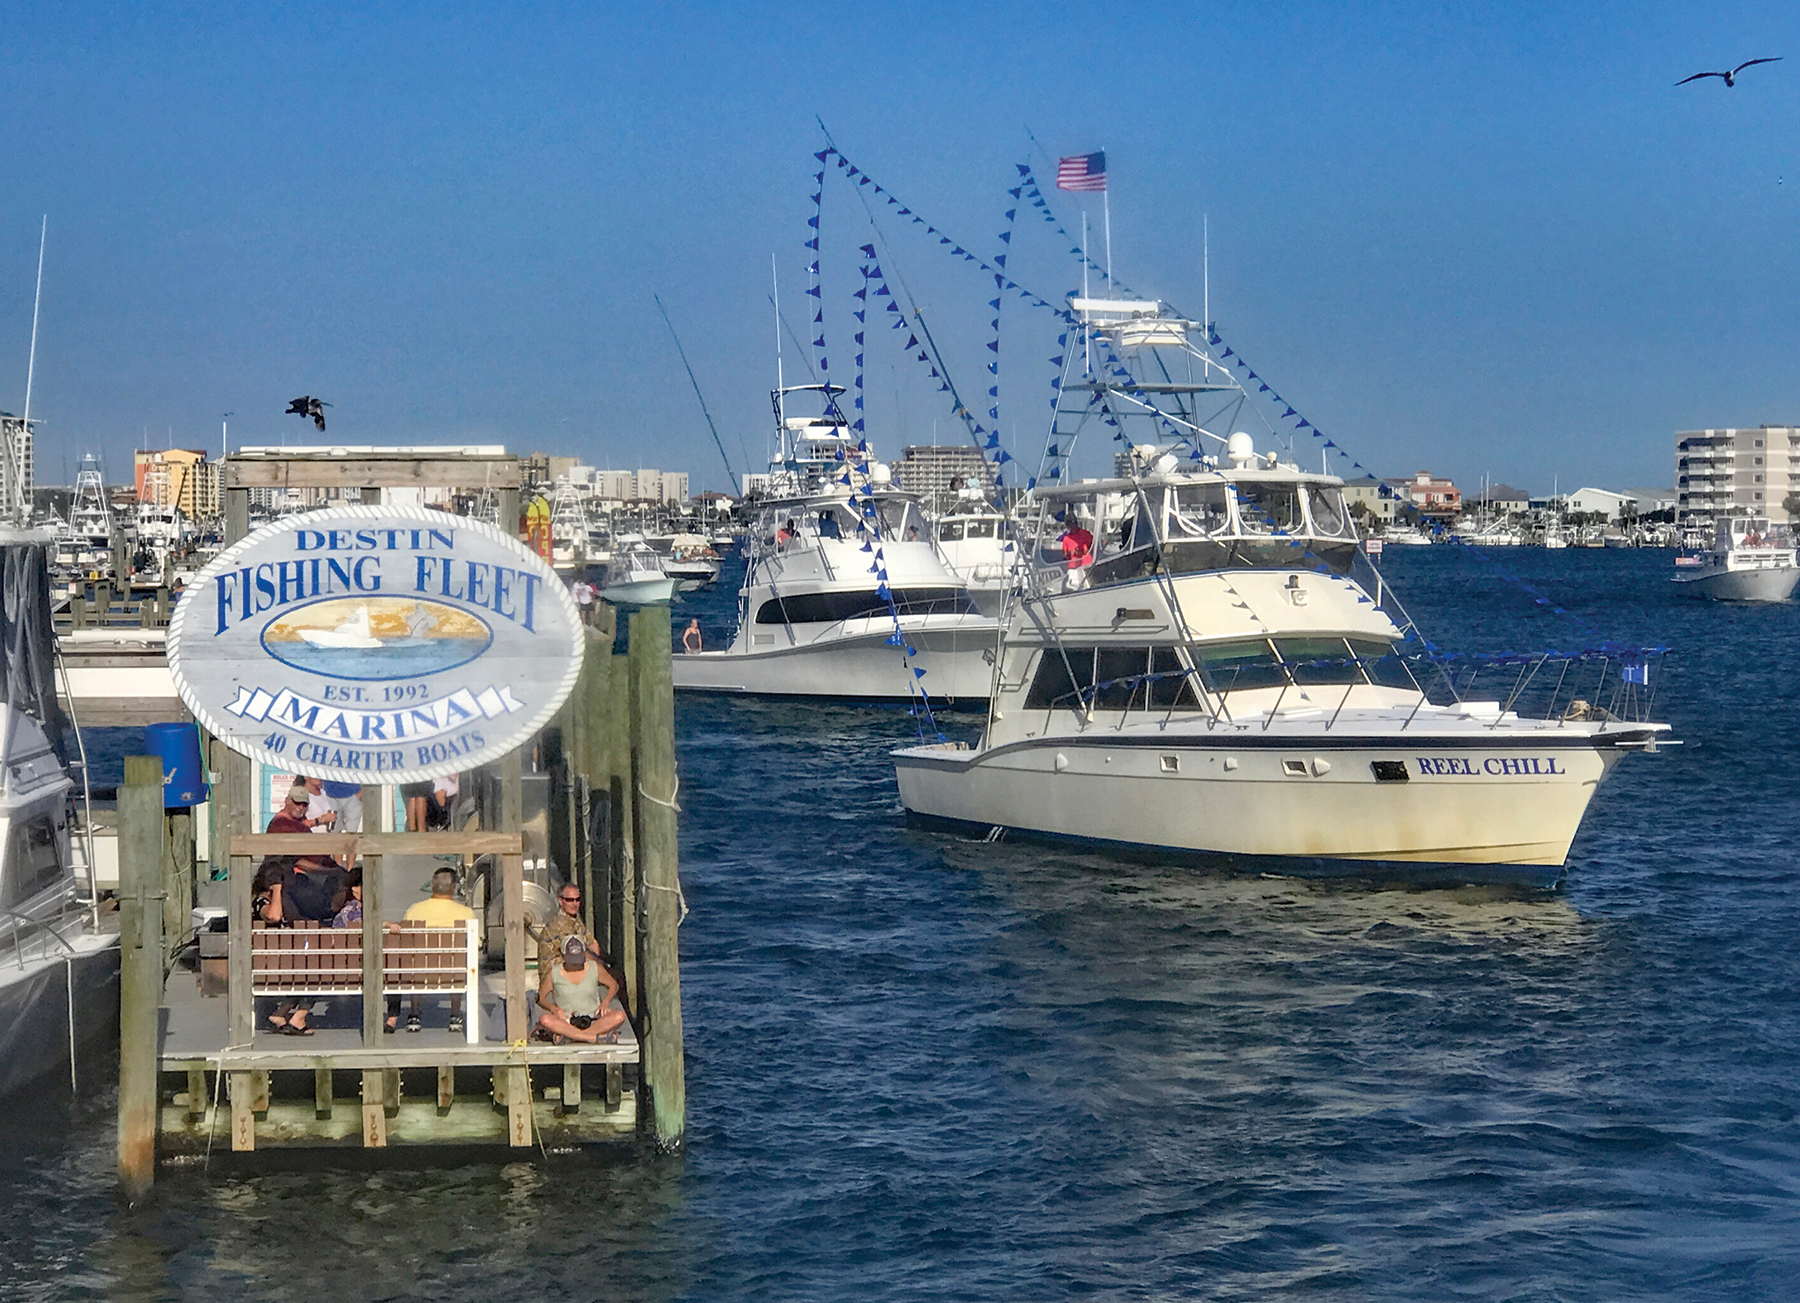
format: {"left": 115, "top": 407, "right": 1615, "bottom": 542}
{"left": 642, "top": 879, "right": 690, "bottom": 928}
{"left": 637, "top": 775, "right": 682, "bottom": 812}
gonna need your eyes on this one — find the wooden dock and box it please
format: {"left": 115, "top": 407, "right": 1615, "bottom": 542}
{"left": 111, "top": 453, "right": 685, "bottom": 1194}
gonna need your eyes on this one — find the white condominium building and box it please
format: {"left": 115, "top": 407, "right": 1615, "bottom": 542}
{"left": 1676, "top": 426, "right": 1796, "bottom": 523}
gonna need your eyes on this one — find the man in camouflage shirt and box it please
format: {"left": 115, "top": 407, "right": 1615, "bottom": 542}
{"left": 537, "top": 880, "right": 601, "bottom": 963}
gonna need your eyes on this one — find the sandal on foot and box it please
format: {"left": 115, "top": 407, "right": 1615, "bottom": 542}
{"left": 278, "top": 1021, "right": 314, "bottom": 1036}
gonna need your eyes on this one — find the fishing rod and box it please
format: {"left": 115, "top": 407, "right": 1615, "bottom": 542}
{"left": 653, "top": 293, "right": 739, "bottom": 491}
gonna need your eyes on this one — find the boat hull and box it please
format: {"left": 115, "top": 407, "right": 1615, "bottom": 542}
{"left": 0, "top": 933, "right": 120, "bottom": 1097}
{"left": 674, "top": 619, "right": 995, "bottom": 702}
{"left": 894, "top": 733, "right": 1637, "bottom": 872}
{"left": 1672, "top": 565, "right": 1799, "bottom": 602}
{"left": 599, "top": 578, "right": 678, "bottom": 605}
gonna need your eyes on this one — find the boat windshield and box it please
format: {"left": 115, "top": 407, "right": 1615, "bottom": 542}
{"left": 1167, "top": 484, "right": 1231, "bottom": 537}
{"left": 1233, "top": 482, "right": 1303, "bottom": 534}
{"left": 871, "top": 498, "right": 929, "bottom": 543}
{"left": 1306, "top": 486, "right": 1355, "bottom": 538}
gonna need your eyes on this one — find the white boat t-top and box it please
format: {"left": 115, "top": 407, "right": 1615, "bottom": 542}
{"left": 673, "top": 384, "right": 998, "bottom": 702}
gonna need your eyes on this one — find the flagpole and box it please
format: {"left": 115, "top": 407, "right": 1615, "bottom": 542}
{"left": 1103, "top": 181, "right": 1112, "bottom": 288}
{"left": 1081, "top": 212, "right": 1090, "bottom": 372}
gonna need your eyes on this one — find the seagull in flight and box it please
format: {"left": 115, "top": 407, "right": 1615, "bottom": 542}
{"left": 285, "top": 396, "right": 331, "bottom": 431}
{"left": 1677, "top": 57, "right": 1782, "bottom": 87}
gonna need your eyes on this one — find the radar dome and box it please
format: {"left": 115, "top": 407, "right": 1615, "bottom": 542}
{"left": 1226, "top": 431, "right": 1256, "bottom": 467}
{"left": 1155, "top": 453, "right": 1178, "bottom": 475}
{"left": 869, "top": 462, "right": 894, "bottom": 486}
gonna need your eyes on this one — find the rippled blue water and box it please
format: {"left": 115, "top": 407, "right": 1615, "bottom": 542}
{"left": 5, "top": 547, "right": 1798, "bottom": 1300}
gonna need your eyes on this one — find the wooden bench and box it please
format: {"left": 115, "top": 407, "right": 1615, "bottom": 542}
{"left": 250, "top": 919, "right": 482, "bottom": 1044}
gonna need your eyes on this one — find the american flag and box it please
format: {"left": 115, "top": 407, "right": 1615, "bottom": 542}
{"left": 1056, "top": 151, "right": 1106, "bottom": 192}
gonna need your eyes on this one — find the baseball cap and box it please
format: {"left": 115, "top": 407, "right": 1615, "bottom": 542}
{"left": 561, "top": 935, "right": 587, "bottom": 968}
{"left": 287, "top": 783, "right": 310, "bottom": 804}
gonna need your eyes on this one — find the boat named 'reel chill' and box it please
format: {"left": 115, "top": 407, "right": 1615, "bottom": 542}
{"left": 893, "top": 298, "right": 1669, "bottom": 882}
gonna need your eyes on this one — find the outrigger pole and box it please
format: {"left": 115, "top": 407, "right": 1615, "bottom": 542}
{"left": 654, "top": 293, "right": 739, "bottom": 493}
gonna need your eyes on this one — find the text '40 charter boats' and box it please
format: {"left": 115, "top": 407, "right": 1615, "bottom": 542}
{"left": 893, "top": 298, "right": 1669, "bottom": 882}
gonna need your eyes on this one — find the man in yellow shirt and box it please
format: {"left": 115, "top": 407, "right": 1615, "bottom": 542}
{"left": 395, "top": 868, "right": 478, "bottom": 1033}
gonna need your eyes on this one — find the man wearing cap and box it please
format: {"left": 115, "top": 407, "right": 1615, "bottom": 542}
{"left": 393, "top": 867, "right": 478, "bottom": 1033}
{"left": 536, "top": 934, "right": 625, "bottom": 1044}
{"left": 255, "top": 783, "right": 344, "bottom": 924}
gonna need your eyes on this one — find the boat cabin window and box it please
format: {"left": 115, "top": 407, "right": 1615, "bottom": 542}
{"left": 2, "top": 814, "right": 63, "bottom": 909}
{"left": 963, "top": 519, "right": 998, "bottom": 540}
{"left": 1023, "top": 646, "right": 1203, "bottom": 711}
{"left": 1167, "top": 483, "right": 1231, "bottom": 538}
{"left": 872, "top": 499, "right": 928, "bottom": 543}
{"left": 1304, "top": 487, "right": 1355, "bottom": 538}
{"left": 1192, "top": 639, "right": 1289, "bottom": 692}
{"left": 1274, "top": 637, "right": 1368, "bottom": 685}
{"left": 1346, "top": 638, "right": 1420, "bottom": 691}
{"left": 755, "top": 587, "right": 976, "bottom": 625}
{"left": 937, "top": 520, "right": 965, "bottom": 542}
{"left": 1232, "top": 482, "right": 1303, "bottom": 534}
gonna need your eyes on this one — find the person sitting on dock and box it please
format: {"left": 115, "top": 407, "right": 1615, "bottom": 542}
{"left": 390, "top": 867, "right": 477, "bottom": 1033}
{"left": 535, "top": 935, "right": 625, "bottom": 1045}
{"left": 256, "top": 784, "right": 347, "bottom": 923}
{"left": 334, "top": 866, "right": 405, "bottom": 1032}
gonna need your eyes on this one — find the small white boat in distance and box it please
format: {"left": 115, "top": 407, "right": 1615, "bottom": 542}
{"left": 1673, "top": 516, "right": 1799, "bottom": 602}
{"left": 297, "top": 605, "right": 383, "bottom": 649}
{"left": 600, "top": 542, "right": 678, "bottom": 605}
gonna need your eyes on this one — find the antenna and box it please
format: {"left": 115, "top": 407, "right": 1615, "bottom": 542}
{"left": 1102, "top": 147, "right": 1112, "bottom": 287}
{"left": 1203, "top": 214, "right": 1209, "bottom": 334}
{"left": 772, "top": 254, "right": 784, "bottom": 419}
{"left": 13, "top": 216, "right": 46, "bottom": 523}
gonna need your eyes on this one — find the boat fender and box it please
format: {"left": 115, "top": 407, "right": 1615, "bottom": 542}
{"left": 1053, "top": 752, "right": 1069, "bottom": 772}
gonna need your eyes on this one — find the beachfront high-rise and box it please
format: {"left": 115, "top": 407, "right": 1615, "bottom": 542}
{"left": 1675, "top": 427, "right": 1796, "bottom": 523}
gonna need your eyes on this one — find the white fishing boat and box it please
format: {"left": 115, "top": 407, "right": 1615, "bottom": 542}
{"left": 0, "top": 530, "right": 117, "bottom": 1095}
{"left": 932, "top": 483, "right": 1016, "bottom": 615}
{"left": 1672, "top": 516, "right": 1799, "bottom": 602}
{"left": 599, "top": 540, "right": 678, "bottom": 605}
{"left": 673, "top": 384, "right": 998, "bottom": 701}
{"left": 892, "top": 298, "right": 1669, "bottom": 882}
{"left": 55, "top": 455, "right": 120, "bottom": 574}
{"left": 548, "top": 478, "right": 600, "bottom": 573}
{"left": 662, "top": 532, "right": 722, "bottom": 589}
{"left": 297, "top": 604, "right": 384, "bottom": 648}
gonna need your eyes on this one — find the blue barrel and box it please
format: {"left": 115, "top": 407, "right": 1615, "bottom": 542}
{"left": 145, "top": 722, "right": 208, "bottom": 808}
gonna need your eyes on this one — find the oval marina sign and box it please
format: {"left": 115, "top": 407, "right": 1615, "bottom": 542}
{"left": 169, "top": 506, "right": 585, "bottom": 785}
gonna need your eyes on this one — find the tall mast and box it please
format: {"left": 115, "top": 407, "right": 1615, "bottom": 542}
{"left": 771, "top": 253, "right": 785, "bottom": 474}
{"left": 14, "top": 216, "right": 46, "bottom": 523}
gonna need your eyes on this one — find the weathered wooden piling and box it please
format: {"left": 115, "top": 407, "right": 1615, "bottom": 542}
{"left": 118, "top": 755, "right": 166, "bottom": 1200}
{"left": 629, "top": 609, "right": 685, "bottom": 1147}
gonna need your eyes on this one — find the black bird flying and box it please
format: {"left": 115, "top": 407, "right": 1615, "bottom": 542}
{"left": 1677, "top": 57, "right": 1782, "bottom": 87}
{"left": 285, "top": 396, "right": 330, "bottom": 432}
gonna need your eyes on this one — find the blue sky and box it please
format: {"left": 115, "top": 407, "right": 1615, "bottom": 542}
{"left": 1, "top": 2, "right": 1795, "bottom": 495}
